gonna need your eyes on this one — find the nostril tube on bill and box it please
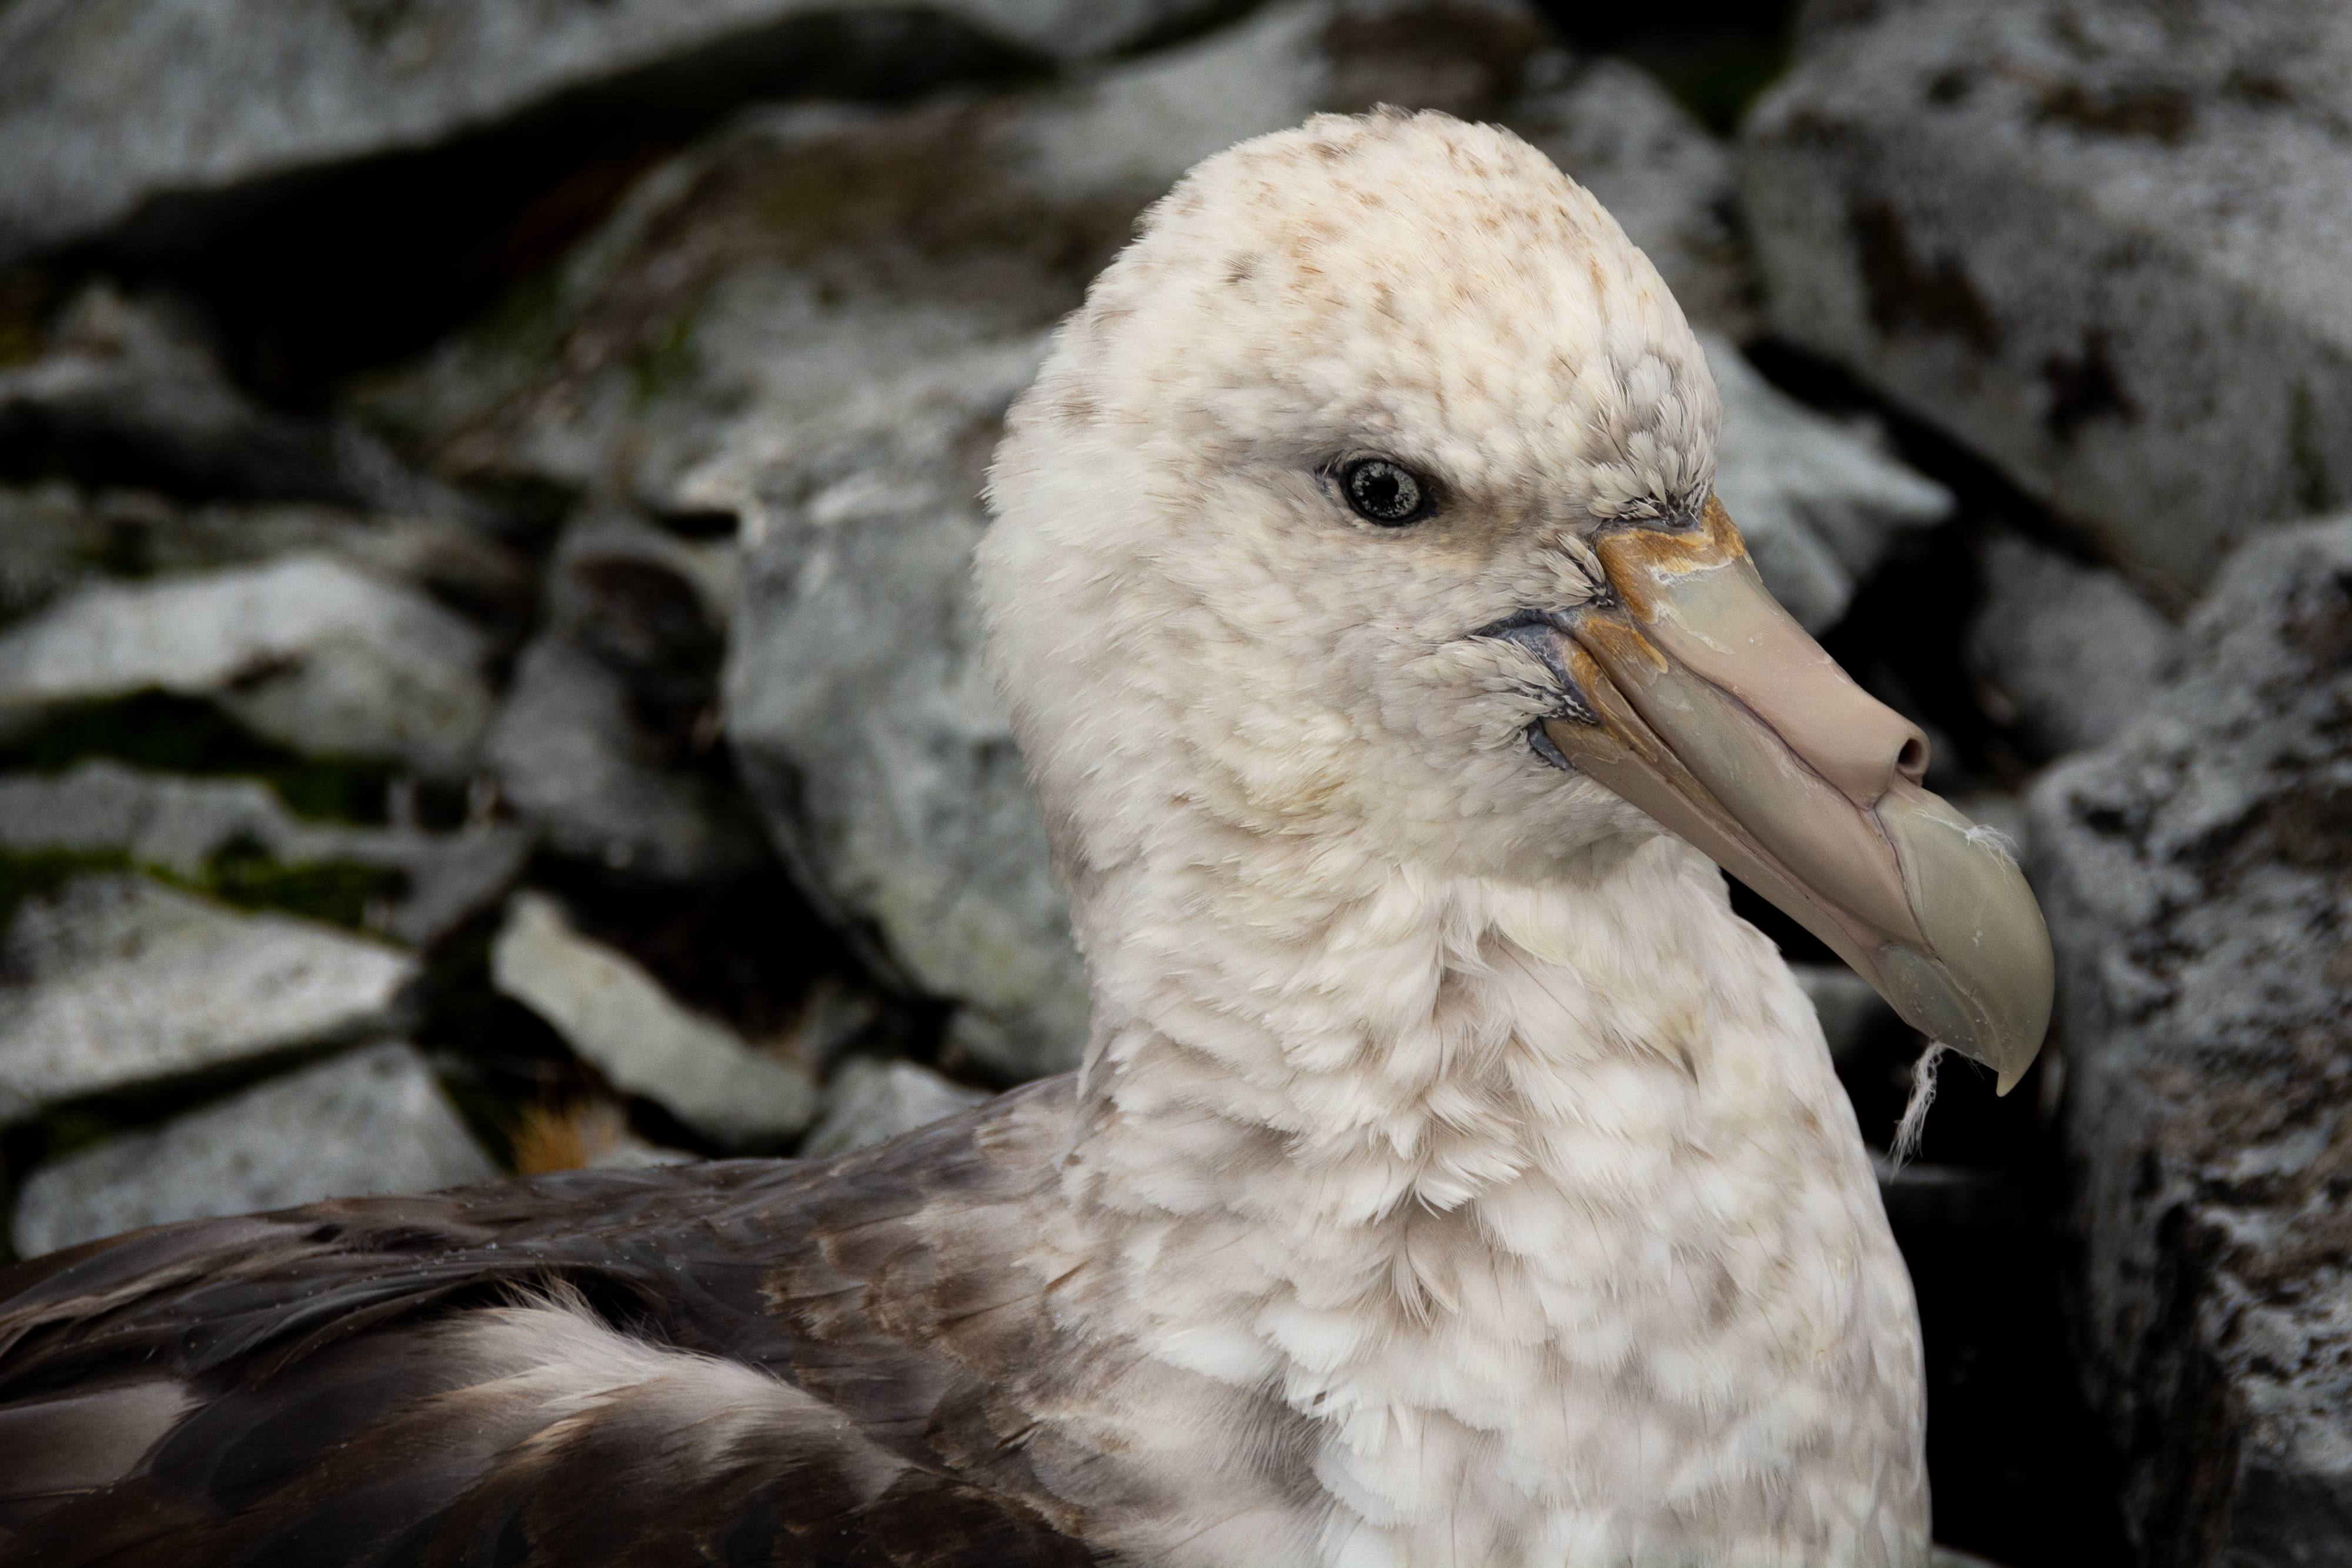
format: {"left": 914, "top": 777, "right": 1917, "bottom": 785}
{"left": 1895, "top": 733, "right": 1929, "bottom": 785}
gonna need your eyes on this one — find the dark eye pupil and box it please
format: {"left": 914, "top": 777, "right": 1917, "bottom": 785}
{"left": 1344, "top": 459, "right": 1425, "bottom": 524}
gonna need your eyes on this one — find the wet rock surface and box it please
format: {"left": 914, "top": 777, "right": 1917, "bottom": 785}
{"left": 0, "top": 874, "right": 417, "bottom": 1122}
{"left": 9, "top": 1040, "right": 493, "bottom": 1258}
{"left": 2030, "top": 514, "right": 2352, "bottom": 1566}
{"left": 1742, "top": 0, "right": 2352, "bottom": 597}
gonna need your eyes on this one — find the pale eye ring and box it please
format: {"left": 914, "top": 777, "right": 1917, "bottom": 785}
{"left": 1337, "top": 457, "right": 1433, "bottom": 526}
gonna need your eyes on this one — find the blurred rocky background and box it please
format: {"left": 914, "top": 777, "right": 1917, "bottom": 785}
{"left": 0, "top": 0, "right": 2345, "bottom": 1562}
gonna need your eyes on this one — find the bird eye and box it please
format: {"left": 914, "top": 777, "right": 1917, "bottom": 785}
{"left": 1338, "top": 457, "right": 1431, "bottom": 526}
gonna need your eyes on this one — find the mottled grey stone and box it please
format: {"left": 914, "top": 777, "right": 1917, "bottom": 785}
{"left": 1967, "top": 532, "right": 2181, "bottom": 761}
{"left": 0, "top": 476, "right": 525, "bottom": 635}
{"left": 0, "top": 284, "right": 502, "bottom": 521}
{"left": 0, "top": 282, "right": 347, "bottom": 501}
{"left": 486, "top": 633, "right": 760, "bottom": 881}
{"left": 0, "top": 759, "right": 529, "bottom": 946}
{"left": 9, "top": 1041, "right": 495, "bottom": 1258}
{"left": 0, "top": 874, "right": 417, "bottom": 1123}
{"left": 1742, "top": 0, "right": 2352, "bottom": 596}
{"left": 2029, "top": 513, "right": 2352, "bottom": 1566}
{"left": 491, "top": 891, "right": 815, "bottom": 1144}
{"left": 0, "top": 0, "right": 1243, "bottom": 269}
{"left": 1704, "top": 332, "right": 1953, "bottom": 633}
{"left": 481, "top": 509, "right": 760, "bottom": 880}
{"left": 0, "top": 484, "right": 111, "bottom": 628}
{"left": 0, "top": 553, "right": 496, "bottom": 777}
{"left": 802, "top": 1055, "right": 990, "bottom": 1158}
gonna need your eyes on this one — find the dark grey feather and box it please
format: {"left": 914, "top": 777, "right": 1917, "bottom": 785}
{"left": 0, "top": 1078, "right": 1107, "bottom": 1567}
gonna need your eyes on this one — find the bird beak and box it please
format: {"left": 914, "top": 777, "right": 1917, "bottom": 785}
{"left": 1534, "top": 499, "right": 2052, "bottom": 1093}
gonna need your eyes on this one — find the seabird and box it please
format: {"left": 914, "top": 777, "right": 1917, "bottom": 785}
{"left": 0, "top": 112, "right": 2052, "bottom": 1567}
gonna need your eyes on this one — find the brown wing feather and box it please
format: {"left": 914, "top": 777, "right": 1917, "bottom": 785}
{"left": 0, "top": 1077, "right": 1102, "bottom": 1567}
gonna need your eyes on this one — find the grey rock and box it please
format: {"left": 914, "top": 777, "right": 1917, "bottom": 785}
{"left": 9, "top": 1041, "right": 495, "bottom": 1258}
{"left": 0, "top": 483, "right": 113, "bottom": 628}
{"left": 0, "top": 0, "right": 1243, "bottom": 269}
{"left": 1703, "top": 332, "right": 1953, "bottom": 632}
{"left": 2029, "top": 513, "right": 2352, "bottom": 1565}
{"left": 491, "top": 891, "right": 815, "bottom": 1144}
{"left": 1967, "top": 532, "right": 2181, "bottom": 760}
{"left": 0, "top": 283, "right": 501, "bottom": 520}
{"left": 486, "top": 633, "right": 760, "bottom": 881}
{"left": 0, "top": 282, "right": 347, "bottom": 500}
{"left": 721, "top": 336, "right": 1089, "bottom": 1077}
{"left": 0, "top": 874, "right": 417, "bottom": 1123}
{"left": 0, "top": 553, "right": 496, "bottom": 777}
{"left": 803, "top": 1056, "right": 990, "bottom": 1159}
{"left": 0, "top": 758, "right": 529, "bottom": 946}
{"left": 1790, "top": 961, "right": 1895, "bottom": 1064}
{"left": 1741, "top": 0, "right": 2352, "bottom": 597}
{"left": 0, "top": 480, "right": 528, "bottom": 633}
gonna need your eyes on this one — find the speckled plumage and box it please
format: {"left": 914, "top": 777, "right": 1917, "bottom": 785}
{"left": 0, "top": 112, "right": 1926, "bottom": 1567}
{"left": 979, "top": 112, "right": 1925, "bottom": 1566}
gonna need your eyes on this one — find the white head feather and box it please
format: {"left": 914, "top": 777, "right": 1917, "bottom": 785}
{"left": 975, "top": 111, "right": 1927, "bottom": 1568}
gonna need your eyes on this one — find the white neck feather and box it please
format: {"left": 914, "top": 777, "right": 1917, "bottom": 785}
{"left": 1030, "top": 816, "right": 1928, "bottom": 1568}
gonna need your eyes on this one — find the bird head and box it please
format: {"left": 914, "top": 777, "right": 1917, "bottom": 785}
{"left": 980, "top": 110, "right": 2050, "bottom": 1091}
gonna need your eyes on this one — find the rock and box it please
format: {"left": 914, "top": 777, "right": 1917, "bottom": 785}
{"left": 1967, "top": 533, "right": 2181, "bottom": 760}
{"left": 0, "top": 758, "right": 529, "bottom": 945}
{"left": 0, "top": 873, "right": 417, "bottom": 1123}
{"left": 483, "top": 507, "right": 759, "bottom": 881}
{"left": 2029, "top": 513, "right": 2352, "bottom": 1564}
{"left": 486, "top": 633, "right": 760, "bottom": 881}
{"left": 802, "top": 1055, "right": 991, "bottom": 1158}
{"left": 490, "top": 891, "right": 815, "bottom": 1144}
{"left": 0, "top": 283, "right": 503, "bottom": 521}
{"left": 1790, "top": 960, "right": 1896, "bottom": 1064}
{"left": 0, "top": 0, "right": 1242, "bottom": 270}
{"left": 0, "top": 480, "right": 529, "bottom": 634}
{"left": 0, "top": 280, "right": 343, "bottom": 499}
{"left": 1740, "top": 0, "right": 2352, "bottom": 597}
{"left": 0, "top": 553, "right": 496, "bottom": 777}
{"left": 721, "top": 337, "right": 1090, "bottom": 1075}
{"left": 0, "top": 484, "right": 112, "bottom": 627}
{"left": 8, "top": 1041, "right": 494, "bottom": 1258}
{"left": 1703, "top": 332, "right": 1953, "bottom": 632}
